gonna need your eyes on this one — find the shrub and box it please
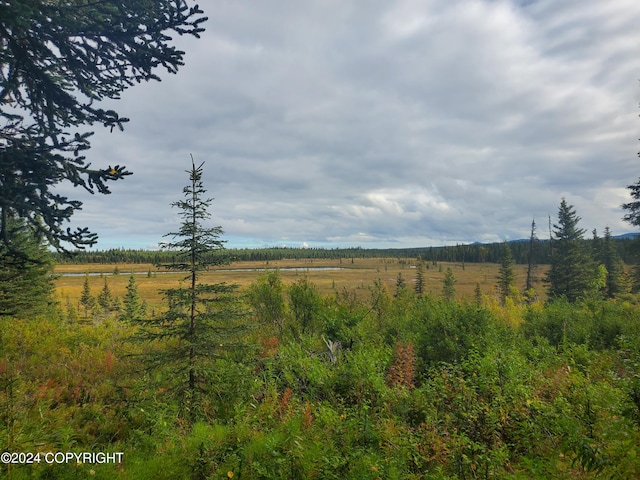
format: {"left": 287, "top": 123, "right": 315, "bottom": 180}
{"left": 415, "top": 299, "right": 493, "bottom": 369}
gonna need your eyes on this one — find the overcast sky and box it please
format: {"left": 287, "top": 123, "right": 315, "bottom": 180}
{"left": 66, "top": 0, "right": 640, "bottom": 250}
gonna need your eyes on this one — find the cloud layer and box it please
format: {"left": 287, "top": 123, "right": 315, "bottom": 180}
{"left": 63, "top": 0, "right": 640, "bottom": 249}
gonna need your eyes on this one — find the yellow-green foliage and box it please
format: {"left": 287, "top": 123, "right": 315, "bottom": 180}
{"left": 4, "top": 266, "right": 640, "bottom": 479}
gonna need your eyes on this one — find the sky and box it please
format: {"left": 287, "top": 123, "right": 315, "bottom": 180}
{"left": 61, "top": 0, "right": 640, "bottom": 250}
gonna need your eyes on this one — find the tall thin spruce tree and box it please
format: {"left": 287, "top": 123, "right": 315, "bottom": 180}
{"left": 121, "top": 275, "right": 145, "bottom": 322}
{"left": 621, "top": 174, "right": 640, "bottom": 291}
{"left": 600, "top": 226, "right": 629, "bottom": 298}
{"left": 97, "top": 277, "right": 113, "bottom": 313}
{"left": 395, "top": 272, "right": 407, "bottom": 298}
{"left": 133, "top": 157, "right": 246, "bottom": 422}
{"left": 545, "top": 198, "right": 597, "bottom": 302}
{"left": 414, "top": 256, "right": 426, "bottom": 296}
{"left": 496, "top": 241, "right": 515, "bottom": 305}
{"left": 525, "top": 218, "right": 537, "bottom": 292}
{"left": 79, "top": 275, "right": 95, "bottom": 318}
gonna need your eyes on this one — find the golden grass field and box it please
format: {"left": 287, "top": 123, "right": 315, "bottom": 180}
{"left": 54, "top": 258, "right": 548, "bottom": 312}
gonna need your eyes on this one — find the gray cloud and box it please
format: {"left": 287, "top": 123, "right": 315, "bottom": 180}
{"left": 62, "top": 0, "right": 640, "bottom": 250}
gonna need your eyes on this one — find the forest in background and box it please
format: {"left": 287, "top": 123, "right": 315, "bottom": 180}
{"left": 50, "top": 233, "right": 640, "bottom": 266}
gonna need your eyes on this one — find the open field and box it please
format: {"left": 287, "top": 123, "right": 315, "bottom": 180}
{"left": 54, "top": 258, "right": 548, "bottom": 311}
{"left": 21, "top": 259, "right": 640, "bottom": 479}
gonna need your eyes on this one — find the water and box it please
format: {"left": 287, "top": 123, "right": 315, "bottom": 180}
{"left": 56, "top": 271, "right": 168, "bottom": 277}
{"left": 217, "top": 267, "right": 344, "bottom": 272}
{"left": 57, "top": 266, "right": 345, "bottom": 277}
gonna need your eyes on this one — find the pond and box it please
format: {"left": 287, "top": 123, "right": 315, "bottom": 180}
{"left": 57, "top": 266, "right": 345, "bottom": 277}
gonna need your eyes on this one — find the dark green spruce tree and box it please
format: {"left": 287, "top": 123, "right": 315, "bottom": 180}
{"left": 545, "top": 199, "right": 597, "bottom": 302}
{"left": 622, "top": 178, "right": 640, "bottom": 228}
{"left": 97, "top": 277, "right": 113, "bottom": 314}
{"left": 599, "top": 227, "right": 629, "bottom": 298}
{"left": 132, "top": 158, "right": 246, "bottom": 422}
{"left": 525, "top": 218, "right": 539, "bottom": 301}
{"left": 622, "top": 176, "right": 640, "bottom": 291}
{"left": 496, "top": 241, "right": 516, "bottom": 305}
{"left": 0, "top": 1, "right": 207, "bottom": 250}
{"left": 395, "top": 272, "right": 407, "bottom": 298}
{"left": 0, "top": 216, "right": 55, "bottom": 317}
{"left": 79, "top": 275, "right": 95, "bottom": 318}
{"left": 120, "top": 275, "right": 146, "bottom": 322}
{"left": 474, "top": 282, "right": 483, "bottom": 308}
{"left": 414, "top": 256, "right": 426, "bottom": 296}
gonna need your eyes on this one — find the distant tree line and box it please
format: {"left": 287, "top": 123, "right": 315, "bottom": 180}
{"left": 52, "top": 234, "right": 639, "bottom": 266}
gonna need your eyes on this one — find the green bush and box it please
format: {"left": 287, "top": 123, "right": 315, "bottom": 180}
{"left": 414, "top": 299, "right": 493, "bottom": 369}
{"left": 524, "top": 298, "right": 640, "bottom": 351}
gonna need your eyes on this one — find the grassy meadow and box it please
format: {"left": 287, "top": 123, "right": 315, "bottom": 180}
{"left": 54, "top": 257, "right": 547, "bottom": 311}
